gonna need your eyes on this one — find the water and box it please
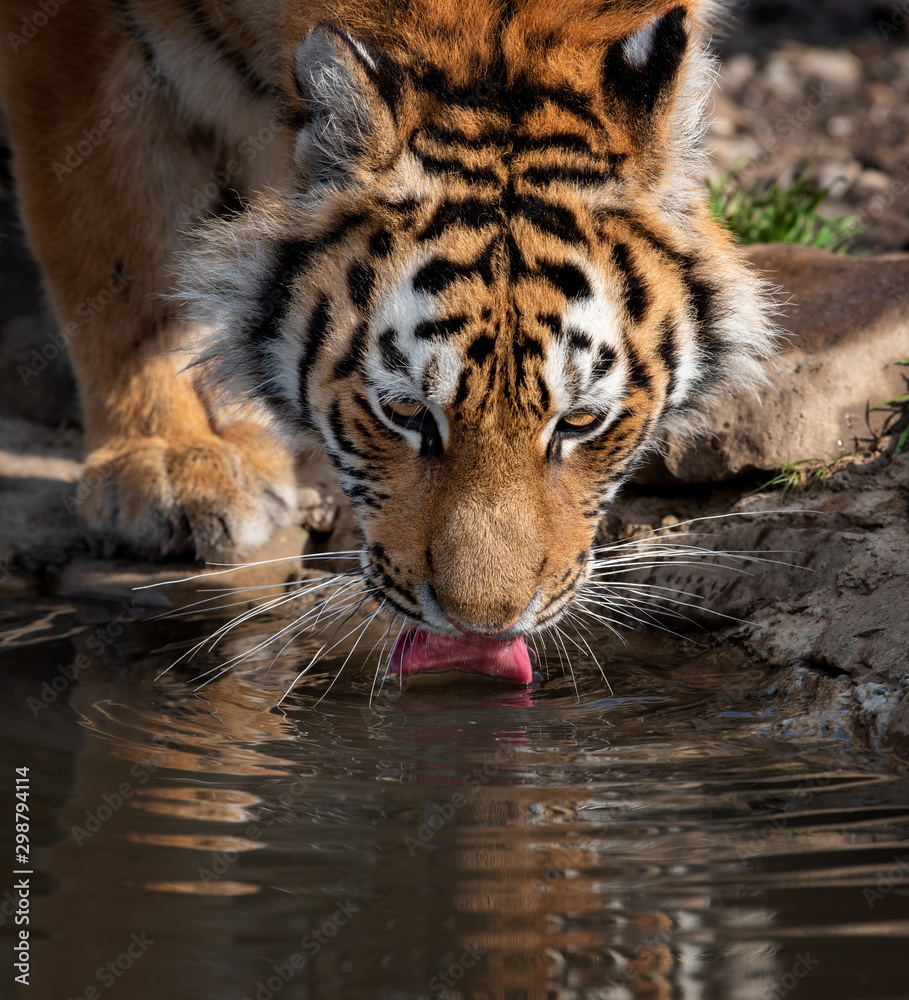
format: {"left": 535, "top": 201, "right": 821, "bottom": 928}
{"left": 1, "top": 598, "right": 907, "bottom": 1000}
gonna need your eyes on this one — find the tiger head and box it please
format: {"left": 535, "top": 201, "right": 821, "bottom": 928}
{"left": 191, "top": 0, "right": 774, "bottom": 663}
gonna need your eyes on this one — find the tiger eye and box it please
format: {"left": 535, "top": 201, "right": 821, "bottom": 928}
{"left": 386, "top": 399, "right": 423, "bottom": 418}
{"left": 562, "top": 411, "right": 598, "bottom": 428}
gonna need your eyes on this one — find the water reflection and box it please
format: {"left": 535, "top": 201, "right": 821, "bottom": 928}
{"left": 1, "top": 602, "right": 907, "bottom": 1000}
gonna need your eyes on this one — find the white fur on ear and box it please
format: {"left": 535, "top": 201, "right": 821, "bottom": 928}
{"left": 292, "top": 26, "right": 397, "bottom": 186}
{"left": 293, "top": 27, "right": 374, "bottom": 183}
{"left": 622, "top": 17, "right": 660, "bottom": 68}
{"left": 345, "top": 31, "right": 378, "bottom": 71}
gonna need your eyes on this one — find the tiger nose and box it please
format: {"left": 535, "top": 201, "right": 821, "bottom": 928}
{"left": 427, "top": 489, "right": 544, "bottom": 631}
{"left": 441, "top": 610, "right": 521, "bottom": 637}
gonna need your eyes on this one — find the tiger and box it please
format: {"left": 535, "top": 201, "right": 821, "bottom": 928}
{"left": 0, "top": 0, "right": 774, "bottom": 680}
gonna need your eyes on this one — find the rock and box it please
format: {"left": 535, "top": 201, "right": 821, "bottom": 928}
{"left": 645, "top": 244, "right": 909, "bottom": 484}
{"left": 58, "top": 525, "right": 309, "bottom": 609}
{"left": 602, "top": 451, "right": 909, "bottom": 749}
{"left": 889, "top": 693, "right": 909, "bottom": 756}
{"left": 795, "top": 47, "right": 863, "bottom": 89}
{"left": 295, "top": 448, "right": 342, "bottom": 534}
{"left": 0, "top": 414, "right": 84, "bottom": 596}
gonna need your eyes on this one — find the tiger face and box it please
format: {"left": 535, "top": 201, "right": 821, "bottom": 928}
{"left": 192, "top": 1, "right": 774, "bottom": 663}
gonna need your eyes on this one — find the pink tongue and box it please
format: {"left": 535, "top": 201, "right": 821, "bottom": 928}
{"left": 391, "top": 628, "right": 533, "bottom": 685}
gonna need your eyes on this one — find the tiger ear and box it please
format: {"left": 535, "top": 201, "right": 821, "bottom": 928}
{"left": 600, "top": 5, "right": 694, "bottom": 132}
{"left": 292, "top": 25, "right": 402, "bottom": 184}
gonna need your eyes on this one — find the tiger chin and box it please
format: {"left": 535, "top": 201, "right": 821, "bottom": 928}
{"left": 0, "top": 0, "right": 775, "bottom": 682}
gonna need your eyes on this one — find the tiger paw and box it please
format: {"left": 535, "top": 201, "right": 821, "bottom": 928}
{"left": 77, "top": 426, "right": 297, "bottom": 562}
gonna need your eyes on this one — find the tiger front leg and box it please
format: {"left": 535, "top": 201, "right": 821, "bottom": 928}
{"left": 0, "top": 14, "right": 297, "bottom": 562}
{"left": 76, "top": 364, "right": 297, "bottom": 562}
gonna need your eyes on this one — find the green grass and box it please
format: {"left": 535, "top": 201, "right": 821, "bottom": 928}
{"left": 755, "top": 456, "right": 854, "bottom": 498}
{"left": 708, "top": 168, "right": 867, "bottom": 254}
{"left": 758, "top": 361, "right": 909, "bottom": 496}
{"left": 870, "top": 360, "right": 909, "bottom": 455}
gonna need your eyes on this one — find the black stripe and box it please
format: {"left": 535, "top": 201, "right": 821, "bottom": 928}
{"left": 685, "top": 267, "right": 718, "bottom": 333}
{"left": 412, "top": 242, "right": 495, "bottom": 294}
{"left": 112, "top": 0, "right": 163, "bottom": 72}
{"left": 656, "top": 318, "right": 679, "bottom": 404}
{"left": 519, "top": 195, "right": 585, "bottom": 245}
{"left": 536, "top": 261, "right": 592, "bottom": 301}
{"left": 536, "top": 374, "right": 550, "bottom": 412}
{"left": 320, "top": 210, "right": 369, "bottom": 248}
{"left": 522, "top": 164, "right": 612, "bottom": 187}
{"left": 355, "top": 418, "right": 394, "bottom": 448}
{"left": 333, "top": 322, "right": 369, "bottom": 379}
{"left": 592, "top": 345, "right": 617, "bottom": 378}
{"left": 567, "top": 329, "right": 592, "bottom": 352}
{"left": 412, "top": 147, "right": 499, "bottom": 186}
{"left": 612, "top": 243, "right": 649, "bottom": 322}
{"left": 297, "top": 296, "right": 331, "bottom": 422}
{"left": 421, "top": 358, "right": 439, "bottom": 399}
{"left": 684, "top": 267, "right": 728, "bottom": 384}
{"left": 513, "top": 335, "right": 544, "bottom": 391}
{"left": 337, "top": 461, "right": 376, "bottom": 482}
{"left": 538, "top": 313, "right": 562, "bottom": 336}
{"left": 466, "top": 335, "right": 496, "bottom": 365}
{"left": 182, "top": 0, "right": 277, "bottom": 100}
{"left": 250, "top": 239, "right": 313, "bottom": 344}
{"left": 624, "top": 339, "right": 652, "bottom": 392}
{"left": 417, "top": 198, "right": 498, "bottom": 242}
{"left": 414, "top": 315, "right": 468, "bottom": 339}
{"left": 483, "top": 356, "right": 499, "bottom": 401}
{"left": 372, "top": 586, "right": 420, "bottom": 620}
{"left": 335, "top": 31, "right": 403, "bottom": 122}
{"left": 369, "top": 228, "right": 393, "bottom": 257}
{"left": 598, "top": 209, "right": 690, "bottom": 269}
{"left": 328, "top": 400, "right": 373, "bottom": 461}
{"left": 342, "top": 482, "right": 383, "bottom": 509}
{"left": 378, "top": 329, "right": 409, "bottom": 373}
{"left": 511, "top": 132, "right": 598, "bottom": 158}
{"left": 417, "top": 66, "right": 604, "bottom": 133}
{"left": 509, "top": 76, "right": 606, "bottom": 132}
{"left": 348, "top": 261, "right": 375, "bottom": 309}
{"left": 453, "top": 370, "right": 470, "bottom": 407}
{"left": 503, "top": 229, "right": 530, "bottom": 283}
